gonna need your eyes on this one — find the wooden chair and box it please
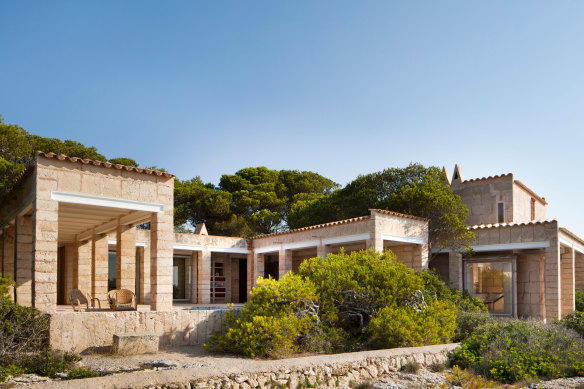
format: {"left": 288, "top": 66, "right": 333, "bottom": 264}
{"left": 107, "top": 289, "right": 137, "bottom": 311}
{"left": 69, "top": 289, "right": 102, "bottom": 312}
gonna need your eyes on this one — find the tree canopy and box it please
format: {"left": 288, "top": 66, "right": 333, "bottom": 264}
{"left": 0, "top": 115, "right": 137, "bottom": 198}
{"left": 289, "top": 163, "right": 474, "bottom": 252}
{"left": 174, "top": 167, "right": 338, "bottom": 237}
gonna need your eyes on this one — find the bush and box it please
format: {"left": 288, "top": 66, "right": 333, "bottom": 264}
{"left": 206, "top": 274, "right": 320, "bottom": 358}
{"left": 576, "top": 289, "right": 584, "bottom": 312}
{"left": 450, "top": 320, "right": 584, "bottom": 383}
{"left": 67, "top": 367, "right": 100, "bottom": 379}
{"left": 421, "top": 270, "right": 487, "bottom": 313}
{"left": 0, "top": 275, "right": 49, "bottom": 362}
{"left": 208, "top": 250, "right": 460, "bottom": 358}
{"left": 560, "top": 311, "right": 584, "bottom": 338}
{"left": 0, "top": 364, "right": 23, "bottom": 383}
{"left": 368, "top": 300, "right": 456, "bottom": 349}
{"left": 21, "top": 349, "right": 80, "bottom": 377}
{"left": 454, "top": 310, "right": 496, "bottom": 342}
{"left": 400, "top": 361, "right": 421, "bottom": 374}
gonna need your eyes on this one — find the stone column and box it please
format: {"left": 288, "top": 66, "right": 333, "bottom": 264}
{"left": 448, "top": 251, "right": 463, "bottom": 290}
{"left": 560, "top": 246, "right": 575, "bottom": 318}
{"left": 278, "top": 248, "right": 293, "bottom": 279}
{"left": 15, "top": 214, "right": 33, "bottom": 306}
{"left": 32, "top": 197, "right": 59, "bottom": 311}
{"left": 116, "top": 221, "right": 136, "bottom": 292}
{"left": 317, "top": 241, "right": 328, "bottom": 259}
{"left": 366, "top": 232, "right": 383, "bottom": 253}
{"left": 190, "top": 251, "right": 198, "bottom": 304}
{"left": 74, "top": 239, "right": 92, "bottom": 291}
{"left": 253, "top": 252, "right": 264, "bottom": 286}
{"left": 137, "top": 245, "right": 151, "bottom": 304}
{"left": 544, "top": 235, "right": 561, "bottom": 321}
{"left": 150, "top": 210, "right": 174, "bottom": 311}
{"left": 197, "top": 249, "right": 211, "bottom": 304}
{"left": 92, "top": 233, "right": 109, "bottom": 302}
{"left": 3, "top": 226, "right": 15, "bottom": 299}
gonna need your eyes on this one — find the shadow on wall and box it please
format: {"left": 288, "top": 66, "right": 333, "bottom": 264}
{"left": 48, "top": 309, "right": 233, "bottom": 354}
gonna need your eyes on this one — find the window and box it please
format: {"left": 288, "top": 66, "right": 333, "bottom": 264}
{"left": 465, "top": 260, "right": 514, "bottom": 315}
{"left": 531, "top": 198, "right": 536, "bottom": 221}
{"left": 497, "top": 202, "right": 505, "bottom": 223}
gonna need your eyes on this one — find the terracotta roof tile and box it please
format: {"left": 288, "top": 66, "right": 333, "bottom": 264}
{"left": 36, "top": 151, "right": 175, "bottom": 178}
{"left": 369, "top": 209, "right": 429, "bottom": 222}
{"left": 252, "top": 215, "right": 371, "bottom": 239}
{"left": 463, "top": 173, "right": 512, "bottom": 183}
{"left": 469, "top": 219, "right": 556, "bottom": 230}
{"left": 253, "top": 209, "right": 427, "bottom": 239}
{"left": 514, "top": 180, "right": 547, "bottom": 205}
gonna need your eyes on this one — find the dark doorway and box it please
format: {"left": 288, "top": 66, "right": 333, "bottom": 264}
{"left": 238, "top": 258, "right": 247, "bottom": 303}
{"left": 264, "top": 254, "right": 279, "bottom": 280}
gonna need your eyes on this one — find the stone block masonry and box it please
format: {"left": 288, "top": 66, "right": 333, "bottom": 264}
{"left": 32, "top": 343, "right": 458, "bottom": 389}
{"left": 49, "top": 309, "right": 228, "bottom": 353}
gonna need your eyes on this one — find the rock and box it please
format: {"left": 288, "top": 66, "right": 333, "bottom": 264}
{"left": 143, "top": 360, "right": 178, "bottom": 369}
{"left": 112, "top": 333, "right": 159, "bottom": 356}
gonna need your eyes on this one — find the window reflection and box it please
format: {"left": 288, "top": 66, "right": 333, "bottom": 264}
{"left": 465, "top": 261, "right": 513, "bottom": 315}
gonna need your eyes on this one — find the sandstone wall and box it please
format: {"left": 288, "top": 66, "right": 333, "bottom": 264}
{"left": 49, "top": 309, "right": 228, "bottom": 353}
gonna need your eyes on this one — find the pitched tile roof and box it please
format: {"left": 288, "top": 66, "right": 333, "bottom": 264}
{"left": 369, "top": 209, "right": 429, "bottom": 222}
{"left": 253, "top": 215, "right": 372, "bottom": 239}
{"left": 252, "top": 209, "right": 427, "bottom": 239}
{"left": 514, "top": 180, "right": 547, "bottom": 205}
{"left": 468, "top": 219, "right": 557, "bottom": 230}
{"left": 36, "top": 151, "right": 175, "bottom": 178}
{"left": 462, "top": 173, "right": 512, "bottom": 183}
{"left": 559, "top": 227, "right": 584, "bottom": 247}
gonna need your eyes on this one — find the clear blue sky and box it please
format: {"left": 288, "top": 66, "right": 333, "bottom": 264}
{"left": 1, "top": 2, "right": 583, "bottom": 236}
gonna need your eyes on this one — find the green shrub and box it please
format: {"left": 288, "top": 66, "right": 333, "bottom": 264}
{"left": 298, "top": 250, "right": 425, "bottom": 334}
{"left": 576, "top": 289, "right": 584, "bottom": 312}
{"left": 421, "top": 270, "right": 487, "bottom": 313}
{"left": 208, "top": 250, "right": 460, "bottom": 358}
{"left": 450, "top": 320, "right": 584, "bottom": 383}
{"left": 0, "top": 276, "right": 49, "bottom": 362}
{"left": 454, "top": 310, "right": 496, "bottom": 342}
{"left": 20, "top": 349, "right": 80, "bottom": 377}
{"left": 560, "top": 311, "right": 584, "bottom": 337}
{"left": 0, "top": 364, "right": 23, "bottom": 383}
{"left": 400, "top": 361, "right": 421, "bottom": 374}
{"left": 66, "top": 367, "right": 100, "bottom": 379}
{"left": 368, "top": 299, "right": 456, "bottom": 349}
{"left": 205, "top": 274, "right": 320, "bottom": 358}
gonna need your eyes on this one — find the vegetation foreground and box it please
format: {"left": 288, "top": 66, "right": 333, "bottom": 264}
{"left": 207, "top": 250, "right": 584, "bottom": 387}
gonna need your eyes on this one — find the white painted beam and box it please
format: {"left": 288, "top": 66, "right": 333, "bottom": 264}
{"left": 560, "top": 238, "right": 584, "bottom": 255}
{"left": 472, "top": 241, "right": 550, "bottom": 252}
{"left": 381, "top": 233, "right": 425, "bottom": 245}
{"left": 51, "top": 191, "right": 164, "bottom": 213}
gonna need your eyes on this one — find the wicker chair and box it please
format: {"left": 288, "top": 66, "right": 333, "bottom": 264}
{"left": 69, "top": 289, "right": 102, "bottom": 312}
{"left": 107, "top": 289, "right": 137, "bottom": 311}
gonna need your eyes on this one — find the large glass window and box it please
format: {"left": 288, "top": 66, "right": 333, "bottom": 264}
{"left": 465, "top": 261, "right": 513, "bottom": 315}
{"left": 173, "top": 256, "right": 191, "bottom": 301}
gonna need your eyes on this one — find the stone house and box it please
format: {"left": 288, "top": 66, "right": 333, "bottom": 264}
{"left": 0, "top": 153, "right": 581, "bottom": 351}
{"left": 430, "top": 165, "right": 584, "bottom": 321}
{"left": 0, "top": 152, "right": 429, "bottom": 352}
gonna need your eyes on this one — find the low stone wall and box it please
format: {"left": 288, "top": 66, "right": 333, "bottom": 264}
{"left": 49, "top": 309, "right": 227, "bottom": 353}
{"left": 35, "top": 344, "right": 458, "bottom": 389}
